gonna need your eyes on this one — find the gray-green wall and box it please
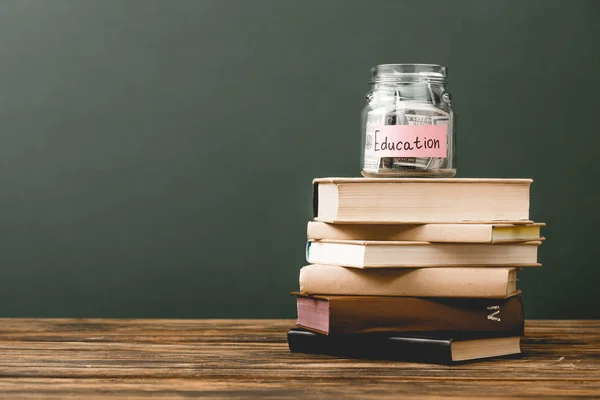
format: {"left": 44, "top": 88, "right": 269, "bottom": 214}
{"left": 1, "top": 0, "right": 598, "bottom": 318}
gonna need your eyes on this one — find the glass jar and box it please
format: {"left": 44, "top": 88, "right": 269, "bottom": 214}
{"left": 360, "top": 64, "right": 455, "bottom": 178}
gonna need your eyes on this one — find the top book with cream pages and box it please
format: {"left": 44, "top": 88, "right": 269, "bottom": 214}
{"left": 313, "top": 178, "right": 532, "bottom": 224}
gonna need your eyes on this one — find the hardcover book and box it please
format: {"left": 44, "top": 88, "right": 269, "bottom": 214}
{"left": 299, "top": 265, "right": 520, "bottom": 298}
{"left": 295, "top": 294, "right": 524, "bottom": 335}
{"left": 313, "top": 178, "right": 532, "bottom": 223}
{"left": 306, "top": 239, "right": 540, "bottom": 268}
{"left": 287, "top": 328, "right": 522, "bottom": 363}
{"left": 307, "top": 221, "right": 544, "bottom": 243}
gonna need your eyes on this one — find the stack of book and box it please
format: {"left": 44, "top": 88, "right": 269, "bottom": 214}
{"left": 288, "top": 178, "right": 544, "bottom": 364}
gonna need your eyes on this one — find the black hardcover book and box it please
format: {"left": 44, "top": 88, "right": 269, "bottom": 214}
{"left": 287, "top": 328, "right": 521, "bottom": 364}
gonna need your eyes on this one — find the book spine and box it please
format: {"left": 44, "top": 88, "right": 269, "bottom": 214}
{"left": 287, "top": 329, "right": 453, "bottom": 364}
{"left": 299, "top": 265, "right": 516, "bottom": 298}
{"left": 322, "top": 296, "right": 524, "bottom": 335}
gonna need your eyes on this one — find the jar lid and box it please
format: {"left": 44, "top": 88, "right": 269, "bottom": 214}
{"left": 371, "top": 64, "right": 446, "bottom": 83}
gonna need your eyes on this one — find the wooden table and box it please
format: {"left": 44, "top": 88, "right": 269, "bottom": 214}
{"left": 0, "top": 320, "right": 598, "bottom": 399}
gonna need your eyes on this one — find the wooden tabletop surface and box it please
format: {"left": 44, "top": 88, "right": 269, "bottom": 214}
{"left": 0, "top": 319, "right": 598, "bottom": 399}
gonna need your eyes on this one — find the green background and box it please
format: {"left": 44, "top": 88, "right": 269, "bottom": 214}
{"left": 0, "top": 0, "right": 598, "bottom": 318}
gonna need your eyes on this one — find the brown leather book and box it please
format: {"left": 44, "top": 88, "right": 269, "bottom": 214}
{"left": 295, "top": 294, "right": 524, "bottom": 336}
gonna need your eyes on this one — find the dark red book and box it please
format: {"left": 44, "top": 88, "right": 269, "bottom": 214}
{"left": 296, "top": 294, "right": 524, "bottom": 335}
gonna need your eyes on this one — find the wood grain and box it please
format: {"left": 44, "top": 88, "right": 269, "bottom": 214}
{"left": 0, "top": 319, "right": 598, "bottom": 399}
